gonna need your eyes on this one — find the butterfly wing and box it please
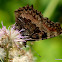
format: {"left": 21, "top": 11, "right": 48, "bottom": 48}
{"left": 14, "top": 5, "right": 62, "bottom": 41}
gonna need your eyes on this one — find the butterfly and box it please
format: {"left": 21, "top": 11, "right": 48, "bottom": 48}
{"left": 14, "top": 5, "right": 62, "bottom": 47}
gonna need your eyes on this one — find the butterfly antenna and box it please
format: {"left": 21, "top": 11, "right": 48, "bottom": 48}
{"left": 31, "top": 46, "right": 41, "bottom": 57}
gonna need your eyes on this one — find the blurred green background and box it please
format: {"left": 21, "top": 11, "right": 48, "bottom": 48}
{"left": 0, "top": 0, "right": 62, "bottom": 62}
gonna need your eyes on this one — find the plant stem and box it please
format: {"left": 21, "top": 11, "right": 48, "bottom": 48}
{"left": 6, "top": 48, "right": 9, "bottom": 62}
{"left": 43, "top": 0, "right": 60, "bottom": 18}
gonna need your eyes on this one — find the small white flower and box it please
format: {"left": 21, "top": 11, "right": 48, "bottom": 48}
{"left": 0, "top": 48, "right": 6, "bottom": 59}
{"left": 9, "top": 48, "right": 24, "bottom": 58}
{"left": 13, "top": 51, "right": 33, "bottom": 62}
{"left": 0, "top": 25, "right": 26, "bottom": 49}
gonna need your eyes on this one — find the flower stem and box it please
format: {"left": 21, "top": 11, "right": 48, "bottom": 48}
{"left": 6, "top": 48, "right": 9, "bottom": 62}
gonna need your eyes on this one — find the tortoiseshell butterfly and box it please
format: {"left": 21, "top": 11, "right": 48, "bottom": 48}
{"left": 14, "top": 5, "right": 62, "bottom": 47}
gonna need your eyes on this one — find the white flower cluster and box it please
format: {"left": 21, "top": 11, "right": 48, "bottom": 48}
{"left": 0, "top": 24, "right": 25, "bottom": 61}
{"left": 0, "top": 24, "right": 34, "bottom": 62}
